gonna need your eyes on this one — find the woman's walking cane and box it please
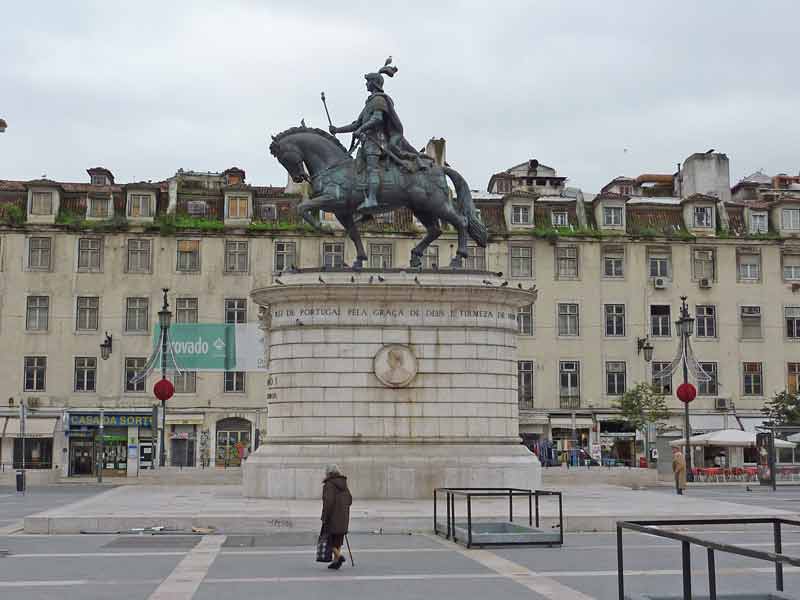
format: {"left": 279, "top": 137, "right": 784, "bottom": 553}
{"left": 345, "top": 534, "right": 355, "bottom": 567}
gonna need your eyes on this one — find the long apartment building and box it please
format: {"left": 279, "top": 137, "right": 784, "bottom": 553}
{"left": 0, "top": 148, "right": 799, "bottom": 477}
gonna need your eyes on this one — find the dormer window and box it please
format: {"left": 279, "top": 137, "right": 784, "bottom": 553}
{"left": 128, "top": 194, "right": 152, "bottom": 218}
{"left": 750, "top": 212, "right": 768, "bottom": 234}
{"left": 227, "top": 195, "right": 249, "bottom": 219}
{"left": 31, "top": 191, "right": 53, "bottom": 215}
{"left": 90, "top": 174, "right": 108, "bottom": 186}
{"left": 782, "top": 208, "right": 800, "bottom": 231}
{"left": 511, "top": 205, "right": 530, "bottom": 225}
{"left": 694, "top": 206, "right": 713, "bottom": 228}
{"left": 551, "top": 210, "right": 568, "bottom": 227}
{"left": 603, "top": 206, "right": 623, "bottom": 227}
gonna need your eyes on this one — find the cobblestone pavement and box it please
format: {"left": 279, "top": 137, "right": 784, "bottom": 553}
{"left": 3, "top": 528, "right": 800, "bottom": 599}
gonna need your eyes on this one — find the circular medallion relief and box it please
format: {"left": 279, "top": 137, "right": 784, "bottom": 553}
{"left": 373, "top": 344, "right": 418, "bottom": 388}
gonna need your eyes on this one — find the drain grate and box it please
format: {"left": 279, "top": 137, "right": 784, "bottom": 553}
{"left": 223, "top": 532, "right": 317, "bottom": 548}
{"left": 103, "top": 536, "right": 201, "bottom": 549}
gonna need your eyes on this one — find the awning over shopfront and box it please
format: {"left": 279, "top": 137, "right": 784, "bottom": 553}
{"left": 670, "top": 429, "right": 795, "bottom": 448}
{"left": 550, "top": 417, "right": 593, "bottom": 429}
{"left": 738, "top": 417, "right": 769, "bottom": 432}
{"left": 689, "top": 414, "right": 726, "bottom": 432}
{"left": 3, "top": 417, "right": 57, "bottom": 437}
{"left": 165, "top": 414, "right": 205, "bottom": 425}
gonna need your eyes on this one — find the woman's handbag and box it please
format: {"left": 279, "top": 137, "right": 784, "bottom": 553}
{"left": 316, "top": 528, "right": 332, "bottom": 563}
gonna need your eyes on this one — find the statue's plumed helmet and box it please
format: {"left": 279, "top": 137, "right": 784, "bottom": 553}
{"left": 364, "top": 56, "right": 398, "bottom": 93}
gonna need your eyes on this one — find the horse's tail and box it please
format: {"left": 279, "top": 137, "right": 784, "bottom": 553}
{"left": 443, "top": 166, "right": 488, "bottom": 247}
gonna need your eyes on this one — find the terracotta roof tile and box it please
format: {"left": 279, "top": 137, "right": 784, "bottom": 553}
{"left": 627, "top": 206, "right": 687, "bottom": 235}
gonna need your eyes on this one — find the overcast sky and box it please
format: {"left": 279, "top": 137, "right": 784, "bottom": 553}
{"left": 2, "top": 1, "right": 798, "bottom": 192}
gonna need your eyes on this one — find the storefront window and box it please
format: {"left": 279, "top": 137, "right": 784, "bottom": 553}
{"left": 13, "top": 438, "right": 53, "bottom": 469}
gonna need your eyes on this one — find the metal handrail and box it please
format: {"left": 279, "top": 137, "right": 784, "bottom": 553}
{"left": 617, "top": 517, "right": 800, "bottom": 600}
{"left": 434, "top": 487, "right": 563, "bottom": 548}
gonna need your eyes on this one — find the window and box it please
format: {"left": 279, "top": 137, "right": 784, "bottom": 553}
{"left": 783, "top": 254, "right": 800, "bottom": 282}
{"left": 604, "top": 304, "right": 625, "bottom": 337}
{"left": 648, "top": 249, "right": 671, "bottom": 279}
{"left": 692, "top": 249, "right": 715, "bottom": 281}
{"left": 127, "top": 239, "right": 151, "bottom": 273}
{"left": 606, "top": 361, "right": 626, "bottom": 395}
{"left": 737, "top": 250, "right": 761, "bottom": 282}
{"left": 603, "top": 206, "right": 623, "bottom": 226}
{"left": 176, "top": 240, "right": 200, "bottom": 272}
{"left": 740, "top": 306, "right": 762, "bottom": 339}
{"left": 789, "top": 363, "right": 800, "bottom": 395}
{"left": 603, "top": 246, "right": 624, "bottom": 278}
{"left": 510, "top": 246, "right": 533, "bottom": 278}
{"left": 322, "top": 242, "right": 344, "bottom": 269}
{"left": 125, "top": 358, "right": 146, "bottom": 392}
{"left": 421, "top": 245, "right": 439, "bottom": 270}
{"left": 128, "top": 194, "right": 151, "bottom": 218}
{"left": 559, "top": 361, "right": 580, "bottom": 408}
{"left": 517, "top": 304, "right": 533, "bottom": 336}
{"left": 786, "top": 306, "right": 800, "bottom": 339}
{"left": 76, "top": 296, "right": 99, "bottom": 331}
{"left": 225, "top": 298, "right": 247, "bottom": 324}
{"left": 74, "top": 357, "right": 97, "bottom": 392}
{"left": 31, "top": 191, "right": 53, "bottom": 215}
{"left": 26, "top": 296, "right": 49, "bottom": 331}
{"left": 174, "top": 371, "right": 197, "bottom": 394}
{"left": 517, "top": 361, "right": 534, "bottom": 408}
{"left": 88, "top": 197, "right": 109, "bottom": 218}
{"left": 511, "top": 205, "right": 530, "bottom": 225}
{"left": 77, "top": 238, "right": 102, "bottom": 272}
{"left": 652, "top": 361, "right": 672, "bottom": 394}
{"left": 125, "top": 297, "right": 149, "bottom": 332}
{"left": 225, "top": 240, "right": 249, "bottom": 273}
{"left": 750, "top": 212, "right": 768, "bottom": 234}
{"left": 28, "top": 237, "right": 51, "bottom": 270}
{"left": 227, "top": 195, "right": 249, "bottom": 219}
{"left": 650, "top": 305, "right": 671, "bottom": 337}
{"left": 556, "top": 246, "right": 578, "bottom": 279}
{"left": 698, "top": 362, "right": 718, "bottom": 396}
{"left": 369, "top": 243, "right": 393, "bottom": 269}
{"left": 557, "top": 303, "right": 579, "bottom": 336}
{"left": 694, "top": 206, "right": 713, "bottom": 228}
{"left": 743, "top": 362, "right": 763, "bottom": 396}
{"left": 176, "top": 298, "right": 198, "bottom": 324}
{"left": 274, "top": 241, "right": 297, "bottom": 272}
{"left": 551, "top": 210, "right": 568, "bottom": 227}
{"left": 90, "top": 174, "right": 107, "bottom": 186}
{"left": 782, "top": 208, "right": 800, "bottom": 230}
{"left": 464, "top": 245, "right": 486, "bottom": 270}
{"left": 224, "top": 371, "right": 245, "bottom": 393}
{"left": 24, "top": 357, "right": 46, "bottom": 391}
{"left": 695, "top": 305, "right": 716, "bottom": 338}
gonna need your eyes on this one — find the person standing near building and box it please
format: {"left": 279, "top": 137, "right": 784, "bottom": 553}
{"left": 672, "top": 447, "right": 687, "bottom": 495}
{"left": 321, "top": 464, "right": 352, "bottom": 570}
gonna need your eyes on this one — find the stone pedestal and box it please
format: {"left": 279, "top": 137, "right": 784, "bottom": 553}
{"left": 243, "top": 270, "right": 540, "bottom": 499}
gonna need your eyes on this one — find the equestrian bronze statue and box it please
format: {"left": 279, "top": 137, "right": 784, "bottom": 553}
{"left": 269, "top": 58, "right": 487, "bottom": 270}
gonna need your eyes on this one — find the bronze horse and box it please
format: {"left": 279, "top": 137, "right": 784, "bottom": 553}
{"left": 269, "top": 126, "right": 487, "bottom": 270}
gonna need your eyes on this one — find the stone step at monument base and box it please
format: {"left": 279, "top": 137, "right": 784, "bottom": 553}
{"left": 243, "top": 442, "right": 541, "bottom": 499}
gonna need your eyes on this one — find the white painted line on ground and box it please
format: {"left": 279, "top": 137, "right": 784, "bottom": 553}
{"left": 0, "top": 521, "right": 23, "bottom": 535}
{"left": 0, "top": 578, "right": 162, "bottom": 588}
{"left": 5, "top": 551, "right": 188, "bottom": 558}
{"left": 220, "top": 547, "right": 450, "bottom": 556}
{"left": 423, "top": 533, "right": 596, "bottom": 600}
{"left": 147, "top": 535, "right": 225, "bottom": 600}
{"left": 536, "top": 566, "right": 800, "bottom": 578}
{"left": 205, "top": 573, "right": 505, "bottom": 584}
{"left": 2, "top": 547, "right": 449, "bottom": 559}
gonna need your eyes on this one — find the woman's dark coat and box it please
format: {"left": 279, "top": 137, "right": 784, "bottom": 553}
{"left": 321, "top": 474, "right": 352, "bottom": 535}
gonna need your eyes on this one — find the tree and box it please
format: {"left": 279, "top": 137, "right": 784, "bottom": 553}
{"left": 761, "top": 390, "right": 800, "bottom": 426}
{"left": 614, "top": 382, "right": 672, "bottom": 437}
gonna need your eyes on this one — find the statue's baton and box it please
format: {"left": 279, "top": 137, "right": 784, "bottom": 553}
{"left": 320, "top": 92, "right": 333, "bottom": 128}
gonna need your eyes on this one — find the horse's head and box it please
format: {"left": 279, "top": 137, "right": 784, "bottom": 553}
{"left": 269, "top": 126, "right": 350, "bottom": 182}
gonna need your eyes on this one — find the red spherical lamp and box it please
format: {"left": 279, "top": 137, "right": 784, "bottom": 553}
{"left": 676, "top": 382, "right": 696, "bottom": 404}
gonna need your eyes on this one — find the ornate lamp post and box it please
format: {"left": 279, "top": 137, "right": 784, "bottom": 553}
{"left": 675, "top": 297, "right": 696, "bottom": 481}
{"left": 154, "top": 289, "right": 174, "bottom": 468}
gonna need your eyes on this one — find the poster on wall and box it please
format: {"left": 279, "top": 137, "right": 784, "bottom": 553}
{"left": 756, "top": 431, "right": 775, "bottom": 488}
{"left": 590, "top": 444, "right": 602, "bottom": 463}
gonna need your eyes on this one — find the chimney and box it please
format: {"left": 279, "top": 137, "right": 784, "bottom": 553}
{"left": 424, "top": 138, "right": 446, "bottom": 167}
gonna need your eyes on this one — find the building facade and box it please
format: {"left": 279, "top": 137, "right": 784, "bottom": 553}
{"left": 1, "top": 149, "right": 799, "bottom": 476}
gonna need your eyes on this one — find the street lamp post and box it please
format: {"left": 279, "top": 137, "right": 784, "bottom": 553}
{"left": 157, "top": 289, "right": 172, "bottom": 468}
{"left": 676, "top": 296, "right": 696, "bottom": 482}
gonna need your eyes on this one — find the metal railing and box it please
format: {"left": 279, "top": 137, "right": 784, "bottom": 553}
{"left": 559, "top": 396, "right": 580, "bottom": 409}
{"left": 616, "top": 517, "right": 800, "bottom": 600}
{"left": 434, "top": 487, "right": 563, "bottom": 548}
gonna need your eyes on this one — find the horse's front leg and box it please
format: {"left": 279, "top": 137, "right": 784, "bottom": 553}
{"left": 297, "top": 195, "right": 332, "bottom": 232}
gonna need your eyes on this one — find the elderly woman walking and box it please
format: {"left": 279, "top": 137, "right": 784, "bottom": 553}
{"left": 321, "top": 464, "right": 352, "bottom": 569}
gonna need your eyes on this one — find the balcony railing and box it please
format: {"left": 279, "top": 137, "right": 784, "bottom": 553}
{"left": 518, "top": 395, "right": 535, "bottom": 411}
{"left": 559, "top": 395, "right": 580, "bottom": 409}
